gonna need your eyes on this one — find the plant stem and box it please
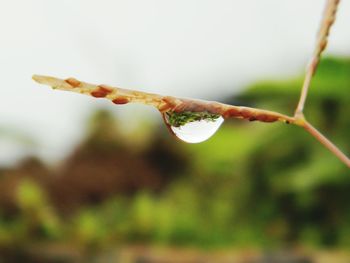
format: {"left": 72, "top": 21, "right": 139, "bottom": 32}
{"left": 295, "top": 0, "right": 340, "bottom": 116}
{"left": 293, "top": 0, "right": 349, "bottom": 168}
{"left": 302, "top": 120, "right": 350, "bottom": 168}
{"left": 32, "top": 74, "right": 294, "bottom": 124}
{"left": 295, "top": 58, "right": 317, "bottom": 116}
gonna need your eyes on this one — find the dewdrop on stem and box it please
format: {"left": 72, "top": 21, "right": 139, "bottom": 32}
{"left": 162, "top": 111, "right": 224, "bottom": 143}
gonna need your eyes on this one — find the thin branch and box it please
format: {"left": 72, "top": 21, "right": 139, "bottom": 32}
{"left": 32, "top": 75, "right": 295, "bottom": 124}
{"left": 302, "top": 120, "right": 350, "bottom": 168}
{"left": 295, "top": 0, "right": 340, "bottom": 116}
{"left": 32, "top": 74, "right": 350, "bottom": 168}
{"left": 292, "top": 0, "right": 349, "bottom": 168}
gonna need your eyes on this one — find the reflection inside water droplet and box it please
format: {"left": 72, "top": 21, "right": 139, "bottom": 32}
{"left": 163, "top": 112, "right": 224, "bottom": 143}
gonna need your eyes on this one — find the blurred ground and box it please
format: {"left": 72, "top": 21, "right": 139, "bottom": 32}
{"left": 0, "top": 57, "right": 349, "bottom": 262}
{"left": 3, "top": 245, "right": 350, "bottom": 263}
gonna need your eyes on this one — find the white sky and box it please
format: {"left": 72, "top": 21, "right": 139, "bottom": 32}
{"left": 0, "top": 0, "right": 349, "bottom": 166}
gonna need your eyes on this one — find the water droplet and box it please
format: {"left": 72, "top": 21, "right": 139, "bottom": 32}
{"left": 163, "top": 112, "right": 224, "bottom": 143}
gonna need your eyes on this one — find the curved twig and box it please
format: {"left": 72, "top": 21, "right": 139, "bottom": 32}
{"left": 32, "top": 75, "right": 294, "bottom": 124}
{"left": 302, "top": 120, "right": 350, "bottom": 167}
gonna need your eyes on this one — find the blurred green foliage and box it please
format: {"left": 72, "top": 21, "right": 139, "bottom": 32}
{"left": 0, "top": 57, "right": 349, "bottom": 253}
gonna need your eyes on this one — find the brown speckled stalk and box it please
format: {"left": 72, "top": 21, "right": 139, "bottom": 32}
{"left": 32, "top": 75, "right": 295, "bottom": 124}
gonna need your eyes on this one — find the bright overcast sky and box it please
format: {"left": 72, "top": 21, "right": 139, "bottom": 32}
{"left": 0, "top": 0, "right": 349, "bottom": 165}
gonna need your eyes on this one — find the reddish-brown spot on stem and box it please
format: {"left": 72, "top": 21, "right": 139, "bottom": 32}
{"left": 112, "top": 97, "right": 129, "bottom": 105}
{"left": 65, "top": 78, "right": 81, "bottom": 87}
{"left": 240, "top": 109, "right": 252, "bottom": 119}
{"left": 256, "top": 114, "right": 278, "bottom": 123}
{"left": 91, "top": 85, "right": 112, "bottom": 98}
{"left": 223, "top": 108, "right": 241, "bottom": 118}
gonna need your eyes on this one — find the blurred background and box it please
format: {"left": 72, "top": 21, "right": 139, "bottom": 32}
{"left": 0, "top": 0, "right": 349, "bottom": 262}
